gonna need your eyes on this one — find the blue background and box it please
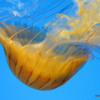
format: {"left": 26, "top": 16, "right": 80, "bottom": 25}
{"left": 0, "top": 0, "right": 100, "bottom": 100}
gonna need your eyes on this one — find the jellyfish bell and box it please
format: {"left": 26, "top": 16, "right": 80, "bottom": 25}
{"left": 0, "top": 0, "right": 100, "bottom": 90}
{"left": 0, "top": 23, "right": 89, "bottom": 90}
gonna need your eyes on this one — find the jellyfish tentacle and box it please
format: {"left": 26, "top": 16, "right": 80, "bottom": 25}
{"left": 36, "top": 0, "right": 62, "bottom": 14}
{"left": 69, "top": 16, "right": 100, "bottom": 58}
{"left": 8, "top": 1, "right": 77, "bottom": 40}
{"left": 10, "top": 1, "right": 79, "bottom": 47}
{"left": 0, "top": 13, "right": 11, "bottom": 19}
{"left": 0, "top": 0, "right": 78, "bottom": 42}
{"left": 23, "top": 17, "right": 74, "bottom": 50}
{"left": 77, "top": 16, "right": 100, "bottom": 42}
{"left": 0, "top": 0, "right": 33, "bottom": 19}
{"left": 22, "top": 0, "right": 100, "bottom": 49}
{"left": 25, "top": 12, "right": 99, "bottom": 55}
{"left": 33, "top": 0, "right": 70, "bottom": 18}
{"left": 0, "top": 0, "right": 45, "bottom": 23}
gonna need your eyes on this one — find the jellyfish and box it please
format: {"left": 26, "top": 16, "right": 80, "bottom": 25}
{"left": 0, "top": 0, "right": 100, "bottom": 90}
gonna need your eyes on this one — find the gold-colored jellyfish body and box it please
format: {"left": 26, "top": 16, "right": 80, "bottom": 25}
{"left": 0, "top": 0, "right": 100, "bottom": 90}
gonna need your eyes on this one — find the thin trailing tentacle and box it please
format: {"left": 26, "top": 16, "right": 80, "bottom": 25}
{"left": 0, "top": 0, "right": 45, "bottom": 23}
{"left": 32, "top": 0, "right": 70, "bottom": 18}
{"left": 0, "top": 0, "right": 99, "bottom": 57}
{"left": 9, "top": 0, "right": 76, "bottom": 40}
{"left": 0, "top": 0, "right": 32, "bottom": 19}
{"left": 24, "top": 0, "right": 100, "bottom": 50}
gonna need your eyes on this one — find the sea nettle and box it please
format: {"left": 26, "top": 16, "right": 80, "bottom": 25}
{"left": 0, "top": 0, "right": 100, "bottom": 90}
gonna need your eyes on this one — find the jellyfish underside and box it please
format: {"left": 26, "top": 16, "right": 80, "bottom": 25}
{"left": 0, "top": 25, "right": 89, "bottom": 90}
{"left": 0, "top": 0, "right": 100, "bottom": 90}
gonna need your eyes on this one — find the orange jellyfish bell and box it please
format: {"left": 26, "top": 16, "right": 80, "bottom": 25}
{"left": 0, "top": 0, "right": 100, "bottom": 90}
